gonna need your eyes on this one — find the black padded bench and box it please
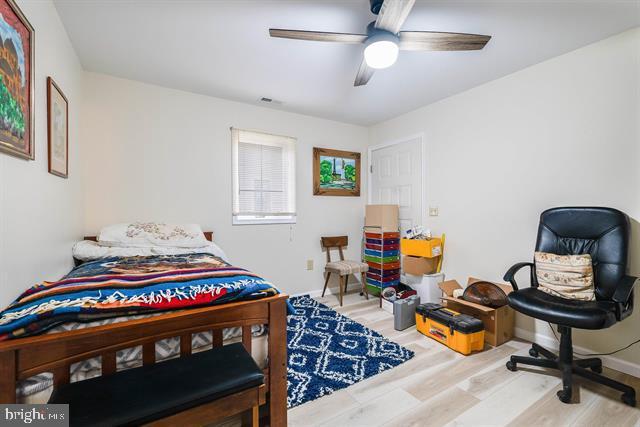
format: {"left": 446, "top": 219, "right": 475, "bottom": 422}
{"left": 49, "top": 342, "right": 265, "bottom": 427}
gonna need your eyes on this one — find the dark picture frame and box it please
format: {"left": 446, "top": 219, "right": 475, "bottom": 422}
{"left": 47, "top": 77, "right": 68, "bottom": 178}
{"left": 0, "top": 0, "right": 34, "bottom": 160}
{"left": 313, "top": 147, "right": 361, "bottom": 197}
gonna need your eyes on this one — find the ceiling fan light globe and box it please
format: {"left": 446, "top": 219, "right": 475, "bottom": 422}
{"left": 364, "top": 40, "right": 398, "bottom": 69}
{"left": 364, "top": 31, "right": 400, "bottom": 69}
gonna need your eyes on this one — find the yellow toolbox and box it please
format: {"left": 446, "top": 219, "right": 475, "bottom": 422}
{"left": 401, "top": 238, "right": 442, "bottom": 258}
{"left": 415, "top": 303, "right": 485, "bottom": 355}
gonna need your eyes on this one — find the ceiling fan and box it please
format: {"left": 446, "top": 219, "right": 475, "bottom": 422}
{"left": 269, "top": 0, "right": 491, "bottom": 86}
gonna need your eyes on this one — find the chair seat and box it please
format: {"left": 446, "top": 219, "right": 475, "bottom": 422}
{"left": 325, "top": 260, "right": 369, "bottom": 275}
{"left": 507, "top": 287, "right": 618, "bottom": 329}
{"left": 49, "top": 342, "right": 264, "bottom": 427}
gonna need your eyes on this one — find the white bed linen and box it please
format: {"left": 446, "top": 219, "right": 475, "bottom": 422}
{"left": 72, "top": 240, "right": 228, "bottom": 262}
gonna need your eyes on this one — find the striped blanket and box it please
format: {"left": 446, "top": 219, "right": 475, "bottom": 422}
{"left": 0, "top": 253, "right": 280, "bottom": 340}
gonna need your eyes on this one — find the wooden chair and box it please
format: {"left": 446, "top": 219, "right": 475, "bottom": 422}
{"left": 321, "top": 236, "right": 369, "bottom": 306}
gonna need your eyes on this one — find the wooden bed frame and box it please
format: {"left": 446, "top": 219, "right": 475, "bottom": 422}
{"left": 0, "top": 232, "right": 288, "bottom": 426}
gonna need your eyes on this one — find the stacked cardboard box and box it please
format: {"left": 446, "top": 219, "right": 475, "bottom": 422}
{"left": 401, "top": 237, "right": 443, "bottom": 275}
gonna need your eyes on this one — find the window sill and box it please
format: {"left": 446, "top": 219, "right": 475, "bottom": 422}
{"left": 232, "top": 216, "right": 297, "bottom": 225}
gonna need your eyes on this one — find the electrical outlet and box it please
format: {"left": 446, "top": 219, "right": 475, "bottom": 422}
{"left": 429, "top": 207, "right": 439, "bottom": 217}
{"left": 306, "top": 259, "right": 314, "bottom": 271}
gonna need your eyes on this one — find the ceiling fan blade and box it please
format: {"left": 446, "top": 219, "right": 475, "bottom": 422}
{"left": 399, "top": 31, "right": 491, "bottom": 51}
{"left": 354, "top": 58, "right": 375, "bottom": 87}
{"left": 374, "top": 0, "right": 416, "bottom": 34}
{"left": 269, "top": 29, "right": 367, "bottom": 44}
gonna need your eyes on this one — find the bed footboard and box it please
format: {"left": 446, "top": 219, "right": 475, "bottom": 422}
{"left": 0, "top": 294, "right": 288, "bottom": 427}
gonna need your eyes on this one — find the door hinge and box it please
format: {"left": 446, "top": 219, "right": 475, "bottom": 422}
{"left": 370, "top": 165, "right": 373, "bottom": 174}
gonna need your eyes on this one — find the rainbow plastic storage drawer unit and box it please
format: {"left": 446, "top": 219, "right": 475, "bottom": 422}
{"left": 364, "top": 230, "right": 400, "bottom": 295}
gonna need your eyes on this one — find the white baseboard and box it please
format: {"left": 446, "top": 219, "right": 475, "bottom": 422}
{"left": 514, "top": 327, "right": 640, "bottom": 378}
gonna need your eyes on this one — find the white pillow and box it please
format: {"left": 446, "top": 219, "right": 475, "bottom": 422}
{"left": 97, "top": 222, "right": 209, "bottom": 248}
{"left": 73, "top": 240, "right": 228, "bottom": 262}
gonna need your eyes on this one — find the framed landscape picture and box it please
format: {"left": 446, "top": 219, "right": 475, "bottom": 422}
{"left": 0, "top": 0, "right": 34, "bottom": 160}
{"left": 47, "top": 77, "right": 68, "bottom": 178}
{"left": 313, "top": 147, "right": 360, "bottom": 197}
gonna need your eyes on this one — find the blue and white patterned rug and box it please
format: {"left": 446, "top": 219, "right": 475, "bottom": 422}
{"left": 286, "top": 295, "right": 415, "bottom": 408}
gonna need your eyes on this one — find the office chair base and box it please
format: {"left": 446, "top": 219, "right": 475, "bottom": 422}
{"left": 506, "top": 328, "right": 636, "bottom": 407}
{"left": 557, "top": 387, "right": 572, "bottom": 404}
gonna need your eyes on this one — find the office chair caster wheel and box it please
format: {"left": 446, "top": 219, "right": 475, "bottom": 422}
{"left": 622, "top": 392, "right": 636, "bottom": 407}
{"left": 591, "top": 365, "right": 603, "bottom": 374}
{"left": 557, "top": 388, "right": 572, "bottom": 404}
{"left": 506, "top": 361, "right": 517, "bottom": 372}
{"left": 529, "top": 348, "right": 539, "bottom": 358}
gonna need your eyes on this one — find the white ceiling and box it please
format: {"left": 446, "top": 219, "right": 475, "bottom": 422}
{"left": 54, "top": 0, "right": 640, "bottom": 125}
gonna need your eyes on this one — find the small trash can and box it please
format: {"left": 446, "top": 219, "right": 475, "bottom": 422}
{"left": 393, "top": 295, "right": 420, "bottom": 330}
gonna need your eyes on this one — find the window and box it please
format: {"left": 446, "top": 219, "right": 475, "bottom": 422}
{"left": 232, "top": 128, "right": 296, "bottom": 225}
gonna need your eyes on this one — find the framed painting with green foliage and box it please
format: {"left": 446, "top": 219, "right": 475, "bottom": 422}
{"left": 0, "top": 0, "right": 34, "bottom": 160}
{"left": 313, "top": 147, "right": 360, "bottom": 197}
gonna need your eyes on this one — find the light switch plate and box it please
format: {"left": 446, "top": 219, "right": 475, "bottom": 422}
{"left": 429, "top": 207, "right": 439, "bottom": 217}
{"left": 306, "top": 259, "right": 314, "bottom": 270}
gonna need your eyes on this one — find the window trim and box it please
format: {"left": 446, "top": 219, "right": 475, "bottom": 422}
{"left": 231, "top": 127, "right": 297, "bottom": 226}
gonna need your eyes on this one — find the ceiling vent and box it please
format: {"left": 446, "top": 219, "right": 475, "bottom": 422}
{"left": 259, "top": 97, "right": 282, "bottom": 105}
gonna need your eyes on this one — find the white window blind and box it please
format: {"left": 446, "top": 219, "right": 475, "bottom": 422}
{"left": 232, "top": 128, "right": 296, "bottom": 224}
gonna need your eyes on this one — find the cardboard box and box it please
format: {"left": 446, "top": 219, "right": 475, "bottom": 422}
{"left": 365, "top": 205, "right": 399, "bottom": 232}
{"left": 401, "top": 238, "right": 442, "bottom": 258}
{"left": 438, "top": 277, "right": 515, "bottom": 347}
{"left": 403, "top": 255, "right": 438, "bottom": 275}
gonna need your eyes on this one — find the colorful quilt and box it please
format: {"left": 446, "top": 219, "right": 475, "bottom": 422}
{"left": 0, "top": 253, "right": 280, "bottom": 340}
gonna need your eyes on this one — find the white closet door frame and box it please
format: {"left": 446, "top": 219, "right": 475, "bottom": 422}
{"left": 367, "top": 133, "right": 427, "bottom": 229}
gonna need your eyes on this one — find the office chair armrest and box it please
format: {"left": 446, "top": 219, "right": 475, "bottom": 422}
{"left": 612, "top": 276, "right": 637, "bottom": 321}
{"left": 503, "top": 262, "right": 535, "bottom": 291}
{"left": 613, "top": 275, "right": 638, "bottom": 304}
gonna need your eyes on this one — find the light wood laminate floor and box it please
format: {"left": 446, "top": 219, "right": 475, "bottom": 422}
{"left": 287, "top": 291, "right": 640, "bottom": 427}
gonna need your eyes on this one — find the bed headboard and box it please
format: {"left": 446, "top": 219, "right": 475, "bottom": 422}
{"left": 83, "top": 232, "right": 214, "bottom": 242}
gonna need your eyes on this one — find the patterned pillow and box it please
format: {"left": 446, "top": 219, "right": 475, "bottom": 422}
{"left": 534, "top": 252, "right": 595, "bottom": 301}
{"left": 98, "top": 222, "right": 209, "bottom": 248}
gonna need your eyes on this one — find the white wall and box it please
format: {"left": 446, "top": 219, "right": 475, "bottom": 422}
{"left": 1, "top": 2, "right": 637, "bottom": 370}
{"left": 81, "top": 72, "right": 369, "bottom": 296}
{"left": 369, "top": 28, "right": 640, "bottom": 367}
{"left": 0, "top": 0, "right": 84, "bottom": 307}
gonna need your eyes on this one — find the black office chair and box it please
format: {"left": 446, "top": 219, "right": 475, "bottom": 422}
{"left": 504, "top": 207, "right": 637, "bottom": 407}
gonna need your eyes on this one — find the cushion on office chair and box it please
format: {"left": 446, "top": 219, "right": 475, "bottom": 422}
{"left": 535, "top": 207, "right": 629, "bottom": 300}
{"left": 534, "top": 252, "right": 595, "bottom": 301}
{"left": 507, "top": 287, "right": 617, "bottom": 329}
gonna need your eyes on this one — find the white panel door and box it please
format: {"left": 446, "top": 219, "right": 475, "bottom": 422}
{"left": 370, "top": 137, "right": 422, "bottom": 236}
